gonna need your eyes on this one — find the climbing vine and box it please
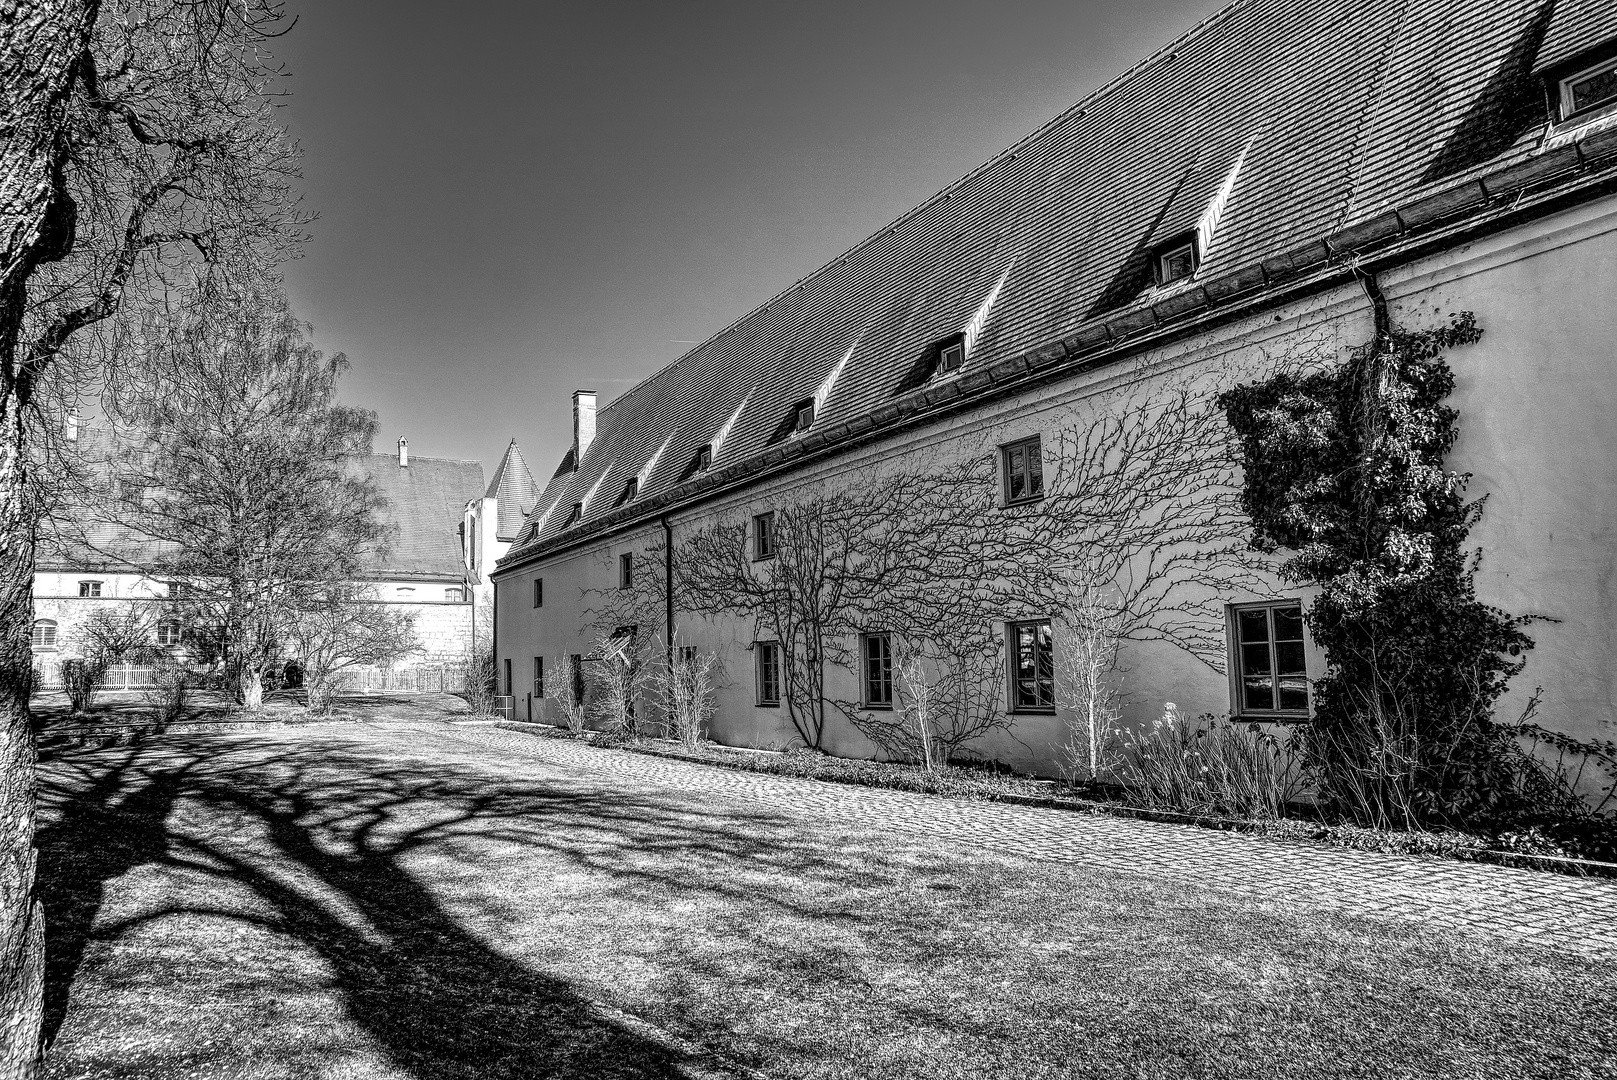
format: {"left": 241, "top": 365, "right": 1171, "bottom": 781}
{"left": 1219, "top": 312, "right": 1553, "bottom": 829}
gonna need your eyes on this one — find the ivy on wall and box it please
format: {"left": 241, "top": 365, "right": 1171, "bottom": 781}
{"left": 1218, "top": 312, "right": 1548, "bottom": 828}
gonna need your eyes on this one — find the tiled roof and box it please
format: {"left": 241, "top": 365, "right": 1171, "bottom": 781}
{"left": 353, "top": 454, "right": 486, "bottom": 579}
{"left": 1536, "top": 0, "right": 1617, "bottom": 74}
{"left": 483, "top": 440, "right": 541, "bottom": 541}
{"left": 37, "top": 429, "right": 483, "bottom": 582}
{"left": 503, "top": 0, "right": 1617, "bottom": 568}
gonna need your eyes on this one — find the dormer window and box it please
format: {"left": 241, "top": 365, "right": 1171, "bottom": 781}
{"left": 680, "top": 444, "right": 712, "bottom": 482}
{"left": 770, "top": 400, "right": 816, "bottom": 444}
{"left": 1560, "top": 55, "right": 1617, "bottom": 119}
{"left": 936, "top": 333, "right": 966, "bottom": 376}
{"left": 563, "top": 502, "right": 583, "bottom": 527}
{"left": 615, "top": 477, "right": 638, "bottom": 507}
{"left": 1154, "top": 234, "right": 1198, "bottom": 285}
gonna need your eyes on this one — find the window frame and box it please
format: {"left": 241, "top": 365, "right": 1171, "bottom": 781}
{"left": 155, "top": 618, "right": 182, "bottom": 648}
{"left": 1559, "top": 54, "right": 1617, "bottom": 120}
{"left": 861, "top": 632, "right": 893, "bottom": 710}
{"left": 563, "top": 502, "right": 583, "bottom": 528}
{"left": 502, "top": 658, "right": 513, "bottom": 698}
{"left": 933, "top": 331, "right": 967, "bottom": 378}
{"left": 1006, "top": 618, "right": 1055, "bottom": 714}
{"left": 753, "top": 511, "right": 776, "bottom": 561}
{"left": 444, "top": 587, "right": 462, "bottom": 603}
{"left": 533, "top": 578, "right": 543, "bottom": 608}
{"left": 619, "top": 552, "right": 634, "bottom": 590}
{"left": 570, "top": 653, "right": 585, "bottom": 706}
{"left": 533, "top": 656, "right": 545, "bottom": 699}
{"left": 615, "top": 476, "right": 639, "bottom": 507}
{"left": 755, "top": 641, "right": 782, "bottom": 707}
{"left": 77, "top": 580, "right": 102, "bottom": 598}
{"left": 1153, "top": 232, "right": 1199, "bottom": 285}
{"left": 1000, "top": 435, "right": 1045, "bottom": 506}
{"left": 30, "top": 620, "right": 58, "bottom": 650}
{"left": 1226, "top": 599, "right": 1313, "bottom": 720}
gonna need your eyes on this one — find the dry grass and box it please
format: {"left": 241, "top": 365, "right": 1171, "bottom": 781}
{"left": 36, "top": 716, "right": 1617, "bottom": 1080}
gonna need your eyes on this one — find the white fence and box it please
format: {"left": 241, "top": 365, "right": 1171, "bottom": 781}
{"left": 32, "top": 658, "right": 157, "bottom": 691}
{"left": 30, "top": 658, "right": 467, "bottom": 696}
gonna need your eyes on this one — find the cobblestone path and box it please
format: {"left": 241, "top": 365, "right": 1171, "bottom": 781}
{"left": 352, "top": 719, "right": 1617, "bottom": 959}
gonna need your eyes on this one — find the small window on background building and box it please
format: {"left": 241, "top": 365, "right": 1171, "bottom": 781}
{"left": 862, "top": 632, "right": 893, "bottom": 708}
{"left": 753, "top": 511, "right": 776, "bottom": 560}
{"left": 533, "top": 578, "right": 543, "bottom": 608}
{"left": 1231, "top": 601, "right": 1310, "bottom": 716}
{"left": 756, "top": 642, "right": 782, "bottom": 706}
{"left": 570, "top": 654, "right": 585, "bottom": 706}
{"left": 31, "top": 620, "right": 58, "bottom": 649}
{"left": 615, "top": 477, "right": 639, "bottom": 507}
{"left": 1561, "top": 56, "right": 1617, "bottom": 118}
{"left": 1155, "top": 236, "right": 1198, "bottom": 285}
{"left": 533, "top": 656, "right": 544, "bottom": 698}
{"left": 155, "top": 618, "right": 182, "bottom": 647}
{"left": 444, "top": 587, "right": 462, "bottom": 603}
{"left": 78, "top": 581, "right": 102, "bottom": 598}
{"left": 619, "top": 552, "right": 634, "bottom": 589}
{"left": 1001, "top": 436, "right": 1044, "bottom": 504}
{"left": 1008, "top": 619, "right": 1054, "bottom": 711}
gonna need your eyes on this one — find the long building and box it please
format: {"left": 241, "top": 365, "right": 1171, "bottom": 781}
{"left": 493, "top": 0, "right": 1617, "bottom": 772}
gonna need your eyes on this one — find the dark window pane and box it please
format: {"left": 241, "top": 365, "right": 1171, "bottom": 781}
{"left": 1243, "top": 674, "right": 1275, "bottom": 712}
{"left": 1026, "top": 446, "right": 1044, "bottom": 496}
{"left": 1572, "top": 67, "right": 1617, "bottom": 112}
{"left": 1272, "top": 605, "right": 1304, "bottom": 642}
{"left": 1240, "top": 642, "right": 1272, "bottom": 676}
{"left": 1275, "top": 640, "right": 1307, "bottom": 678}
{"left": 1238, "top": 608, "right": 1270, "bottom": 644}
{"left": 1278, "top": 676, "right": 1310, "bottom": 712}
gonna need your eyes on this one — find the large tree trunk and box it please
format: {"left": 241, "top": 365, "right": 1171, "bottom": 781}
{"left": 2, "top": 4, "right": 101, "bottom": 1075}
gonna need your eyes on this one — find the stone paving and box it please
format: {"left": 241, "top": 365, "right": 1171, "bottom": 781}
{"left": 345, "top": 719, "right": 1617, "bottom": 960}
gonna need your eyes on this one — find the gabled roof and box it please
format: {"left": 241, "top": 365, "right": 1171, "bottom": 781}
{"left": 504, "top": 0, "right": 1617, "bottom": 568}
{"left": 352, "top": 453, "right": 486, "bottom": 579}
{"left": 37, "top": 429, "right": 484, "bottom": 582}
{"left": 483, "top": 439, "right": 541, "bottom": 542}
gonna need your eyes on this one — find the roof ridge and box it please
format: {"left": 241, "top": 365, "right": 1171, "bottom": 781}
{"left": 585, "top": 0, "right": 1253, "bottom": 426}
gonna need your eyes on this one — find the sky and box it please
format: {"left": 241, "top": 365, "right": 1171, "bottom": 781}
{"left": 274, "top": 0, "right": 1229, "bottom": 480}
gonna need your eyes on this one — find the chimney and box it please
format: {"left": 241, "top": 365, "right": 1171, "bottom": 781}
{"left": 397, "top": 436, "right": 409, "bottom": 467}
{"left": 66, "top": 408, "right": 79, "bottom": 444}
{"left": 572, "top": 390, "right": 597, "bottom": 467}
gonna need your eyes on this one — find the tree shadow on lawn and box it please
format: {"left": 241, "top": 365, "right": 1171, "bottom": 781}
{"left": 35, "top": 734, "right": 858, "bottom": 1078}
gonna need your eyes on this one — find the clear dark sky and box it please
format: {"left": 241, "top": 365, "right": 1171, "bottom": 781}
{"left": 275, "top": 0, "right": 1227, "bottom": 478}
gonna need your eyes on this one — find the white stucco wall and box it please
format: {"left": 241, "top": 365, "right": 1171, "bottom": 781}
{"left": 495, "top": 195, "right": 1617, "bottom": 771}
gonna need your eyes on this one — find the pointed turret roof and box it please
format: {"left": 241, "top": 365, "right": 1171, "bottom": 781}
{"left": 486, "top": 439, "right": 540, "bottom": 541}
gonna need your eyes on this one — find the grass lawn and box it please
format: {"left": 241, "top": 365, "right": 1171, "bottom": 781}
{"left": 36, "top": 710, "right": 1617, "bottom": 1079}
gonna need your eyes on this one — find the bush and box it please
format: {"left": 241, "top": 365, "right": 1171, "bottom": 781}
{"left": 142, "top": 657, "right": 192, "bottom": 726}
{"left": 659, "top": 647, "right": 717, "bottom": 750}
{"left": 59, "top": 658, "right": 108, "bottom": 714}
{"left": 1113, "top": 704, "right": 1296, "bottom": 819}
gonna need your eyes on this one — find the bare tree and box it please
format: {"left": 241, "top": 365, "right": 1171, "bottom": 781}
{"left": 2, "top": 4, "right": 300, "bottom": 1062}
{"left": 650, "top": 640, "right": 718, "bottom": 749}
{"left": 1054, "top": 589, "right": 1124, "bottom": 785}
{"left": 551, "top": 652, "right": 588, "bottom": 734}
{"left": 587, "top": 630, "right": 650, "bottom": 742}
{"left": 286, "top": 586, "right": 418, "bottom": 713}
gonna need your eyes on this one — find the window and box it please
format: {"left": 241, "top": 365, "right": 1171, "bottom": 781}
{"left": 165, "top": 581, "right": 186, "bottom": 599}
{"left": 1001, "top": 436, "right": 1044, "bottom": 504}
{"left": 563, "top": 502, "right": 583, "bottom": 527}
{"left": 615, "top": 476, "right": 639, "bottom": 507}
{"left": 533, "top": 578, "right": 544, "bottom": 608}
{"left": 936, "top": 333, "right": 966, "bottom": 376}
{"left": 756, "top": 642, "right": 782, "bottom": 706}
{"left": 570, "top": 654, "right": 585, "bottom": 706}
{"left": 444, "top": 587, "right": 463, "bottom": 603}
{"left": 753, "top": 511, "right": 776, "bottom": 560}
{"left": 397, "top": 586, "right": 415, "bottom": 598}
{"left": 155, "top": 618, "right": 182, "bottom": 647}
{"left": 1231, "top": 601, "right": 1310, "bottom": 716}
{"left": 862, "top": 633, "right": 893, "bottom": 708}
{"left": 1154, "top": 234, "right": 1198, "bottom": 285}
{"left": 770, "top": 400, "right": 816, "bottom": 443}
{"left": 77, "top": 580, "right": 102, "bottom": 598}
{"left": 681, "top": 444, "right": 713, "bottom": 481}
{"left": 619, "top": 552, "right": 634, "bottom": 589}
{"left": 794, "top": 400, "right": 815, "bottom": 432}
{"left": 533, "top": 656, "right": 545, "bottom": 698}
{"left": 1560, "top": 56, "right": 1617, "bottom": 119}
{"left": 30, "top": 620, "right": 58, "bottom": 649}
{"left": 502, "top": 658, "right": 513, "bottom": 697}
{"left": 1009, "top": 619, "right": 1054, "bottom": 711}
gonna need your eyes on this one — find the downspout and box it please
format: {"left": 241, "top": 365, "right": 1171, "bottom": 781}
{"left": 661, "top": 515, "right": 675, "bottom": 670}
